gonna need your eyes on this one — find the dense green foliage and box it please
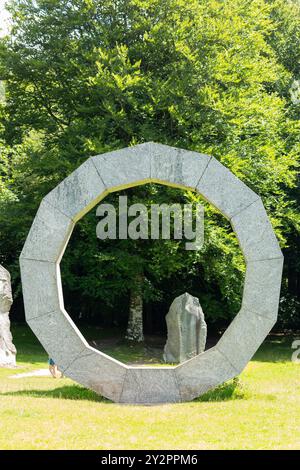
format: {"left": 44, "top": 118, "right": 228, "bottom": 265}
{"left": 0, "top": 0, "right": 299, "bottom": 330}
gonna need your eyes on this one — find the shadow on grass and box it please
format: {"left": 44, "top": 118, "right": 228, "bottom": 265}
{"left": 2, "top": 385, "right": 112, "bottom": 403}
{"left": 194, "top": 378, "right": 247, "bottom": 402}
{"left": 3, "top": 380, "right": 248, "bottom": 404}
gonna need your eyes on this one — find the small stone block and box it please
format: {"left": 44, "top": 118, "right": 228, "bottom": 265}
{"left": 120, "top": 367, "right": 181, "bottom": 404}
{"left": 231, "top": 199, "right": 282, "bottom": 262}
{"left": 20, "top": 259, "right": 63, "bottom": 320}
{"left": 217, "top": 308, "right": 275, "bottom": 373}
{"left": 196, "top": 157, "right": 259, "bottom": 219}
{"left": 44, "top": 158, "right": 107, "bottom": 222}
{"left": 151, "top": 143, "right": 211, "bottom": 189}
{"left": 64, "top": 346, "right": 128, "bottom": 402}
{"left": 242, "top": 257, "right": 283, "bottom": 319}
{"left": 20, "top": 200, "right": 74, "bottom": 263}
{"left": 175, "top": 347, "right": 238, "bottom": 401}
{"left": 27, "top": 309, "right": 88, "bottom": 371}
{"left": 92, "top": 143, "right": 152, "bottom": 192}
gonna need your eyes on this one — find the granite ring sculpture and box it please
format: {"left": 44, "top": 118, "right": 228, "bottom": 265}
{"left": 19, "top": 143, "right": 283, "bottom": 403}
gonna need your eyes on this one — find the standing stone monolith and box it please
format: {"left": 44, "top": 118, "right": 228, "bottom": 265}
{"left": 163, "top": 292, "right": 207, "bottom": 363}
{"left": 0, "top": 265, "right": 17, "bottom": 367}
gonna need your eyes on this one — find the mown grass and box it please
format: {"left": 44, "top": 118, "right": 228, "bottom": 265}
{"left": 0, "top": 324, "right": 299, "bottom": 450}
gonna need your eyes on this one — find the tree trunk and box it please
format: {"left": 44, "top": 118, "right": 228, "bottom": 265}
{"left": 125, "top": 273, "right": 144, "bottom": 342}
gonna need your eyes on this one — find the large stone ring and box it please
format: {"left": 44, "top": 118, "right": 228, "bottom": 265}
{"left": 20, "top": 143, "right": 283, "bottom": 403}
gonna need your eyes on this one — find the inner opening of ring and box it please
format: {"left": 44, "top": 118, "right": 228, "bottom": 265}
{"left": 61, "top": 182, "right": 245, "bottom": 366}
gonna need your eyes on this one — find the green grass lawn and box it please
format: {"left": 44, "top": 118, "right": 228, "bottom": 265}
{"left": 0, "top": 324, "right": 299, "bottom": 450}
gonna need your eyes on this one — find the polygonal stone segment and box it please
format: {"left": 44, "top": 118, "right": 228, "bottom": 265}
{"left": 20, "top": 200, "right": 74, "bottom": 263}
{"left": 20, "top": 259, "right": 63, "bottom": 320}
{"left": 242, "top": 257, "right": 283, "bottom": 319}
{"left": 216, "top": 308, "right": 276, "bottom": 373}
{"left": 150, "top": 143, "right": 211, "bottom": 189}
{"left": 44, "top": 158, "right": 107, "bottom": 222}
{"left": 27, "top": 309, "right": 88, "bottom": 371}
{"left": 175, "top": 347, "right": 238, "bottom": 401}
{"left": 196, "top": 157, "right": 259, "bottom": 219}
{"left": 92, "top": 143, "right": 151, "bottom": 192}
{"left": 119, "top": 367, "right": 181, "bottom": 404}
{"left": 64, "top": 346, "right": 128, "bottom": 402}
{"left": 231, "top": 199, "right": 282, "bottom": 262}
